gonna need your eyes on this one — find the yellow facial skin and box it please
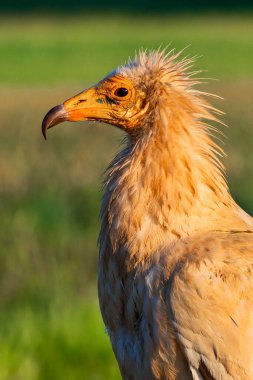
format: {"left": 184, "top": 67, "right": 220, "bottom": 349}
{"left": 42, "top": 74, "right": 149, "bottom": 139}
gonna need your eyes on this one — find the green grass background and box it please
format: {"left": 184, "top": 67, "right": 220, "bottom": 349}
{"left": 0, "top": 13, "right": 253, "bottom": 380}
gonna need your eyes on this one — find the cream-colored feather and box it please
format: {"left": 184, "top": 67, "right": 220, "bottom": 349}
{"left": 42, "top": 49, "right": 253, "bottom": 380}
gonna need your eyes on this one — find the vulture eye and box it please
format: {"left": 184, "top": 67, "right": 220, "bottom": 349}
{"left": 114, "top": 87, "right": 129, "bottom": 97}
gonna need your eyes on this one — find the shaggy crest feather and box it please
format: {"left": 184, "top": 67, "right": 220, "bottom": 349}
{"left": 118, "top": 49, "right": 200, "bottom": 90}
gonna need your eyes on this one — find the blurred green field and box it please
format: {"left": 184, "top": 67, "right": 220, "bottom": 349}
{"left": 0, "top": 13, "right": 253, "bottom": 380}
{"left": 1, "top": 14, "right": 253, "bottom": 84}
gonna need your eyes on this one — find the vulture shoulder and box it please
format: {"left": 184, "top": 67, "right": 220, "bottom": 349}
{"left": 166, "top": 231, "right": 253, "bottom": 380}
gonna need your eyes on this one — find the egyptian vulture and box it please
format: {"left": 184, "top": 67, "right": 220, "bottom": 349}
{"left": 42, "top": 50, "right": 253, "bottom": 380}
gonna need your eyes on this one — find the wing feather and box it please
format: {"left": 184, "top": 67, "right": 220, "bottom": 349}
{"left": 167, "top": 231, "right": 253, "bottom": 380}
{"left": 199, "top": 361, "right": 215, "bottom": 380}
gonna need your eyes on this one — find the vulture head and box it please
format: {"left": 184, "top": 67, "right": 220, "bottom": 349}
{"left": 42, "top": 50, "right": 205, "bottom": 139}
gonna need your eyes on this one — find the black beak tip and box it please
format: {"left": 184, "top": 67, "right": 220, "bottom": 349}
{"left": 41, "top": 104, "right": 66, "bottom": 140}
{"left": 42, "top": 124, "right": 47, "bottom": 140}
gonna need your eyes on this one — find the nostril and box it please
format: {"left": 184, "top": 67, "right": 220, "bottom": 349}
{"left": 74, "top": 99, "right": 86, "bottom": 105}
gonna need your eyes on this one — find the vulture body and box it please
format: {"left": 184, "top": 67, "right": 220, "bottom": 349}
{"left": 42, "top": 50, "right": 253, "bottom": 380}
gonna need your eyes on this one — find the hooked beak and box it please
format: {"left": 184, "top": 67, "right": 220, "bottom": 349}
{"left": 42, "top": 104, "right": 67, "bottom": 140}
{"left": 42, "top": 86, "right": 110, "bottom": 140}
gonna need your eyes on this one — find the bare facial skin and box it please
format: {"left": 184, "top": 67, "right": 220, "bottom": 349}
{"left": 42, "top": 74, "right": 149, "bottom": 139}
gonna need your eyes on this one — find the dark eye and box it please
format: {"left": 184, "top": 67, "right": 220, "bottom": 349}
{"left": 114, "top": 87, "right": 129, "bottom": 97}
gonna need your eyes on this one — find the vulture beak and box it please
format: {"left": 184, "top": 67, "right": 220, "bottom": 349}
{"left": 42, "top": 104, "right": 67, "bottom": 140}
{"left": 42, "top": 87, "right": 108, "bottom": 140}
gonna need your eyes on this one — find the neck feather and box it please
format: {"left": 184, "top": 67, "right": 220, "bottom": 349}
{"left": 100, "top": 92, "right": 235, "bottom": 265}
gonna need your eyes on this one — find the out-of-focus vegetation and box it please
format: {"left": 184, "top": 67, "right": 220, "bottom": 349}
{"left": 0, "top": 14, "right": 253, "bottom": 380}
{"left": 1, "top": 15, "right": 253, "bottom": 84}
